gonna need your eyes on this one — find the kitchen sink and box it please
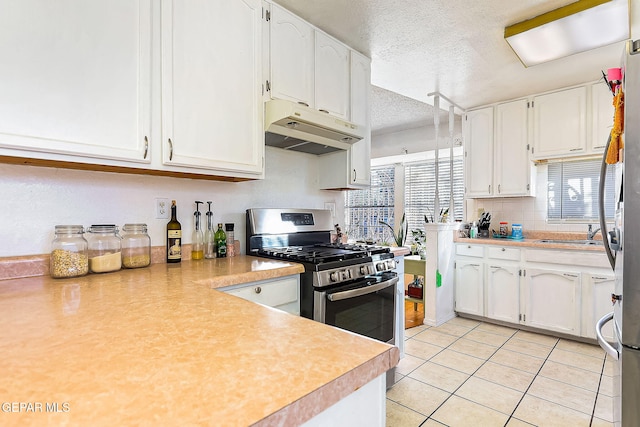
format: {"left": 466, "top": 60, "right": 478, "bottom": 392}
{"left": 536, "top": 239, "right": 603, "bottom": 246}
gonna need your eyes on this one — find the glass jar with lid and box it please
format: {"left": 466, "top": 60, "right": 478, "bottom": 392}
{"left": 86, "top": 225, "right": 122, "bottom": 273}
{"left": 121, "top": 223, "right": 151, "bottom": 268}
{"left": 50, "top": 225, "right": 89, "bottom": 278}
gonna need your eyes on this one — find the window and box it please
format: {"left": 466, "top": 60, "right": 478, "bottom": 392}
{"left": 547, "top": 159, "right": 615, "bottom": 220}
{"left": 344, "top": 165, "right": 395, "bottom": 242}
{"left": 404, "top": 154, "right": 464, "bottom": 232}
{"left": 344, "top": 148, "right": 465, "bottom": 243}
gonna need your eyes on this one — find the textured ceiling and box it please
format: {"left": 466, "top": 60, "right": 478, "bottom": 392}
{"left": 272, "top": 0, "right": 634, "bottom": 133}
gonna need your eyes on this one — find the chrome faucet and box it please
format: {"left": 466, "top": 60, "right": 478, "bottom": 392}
{"left": 587, "top": 224, "right": 601, "bottom": 240}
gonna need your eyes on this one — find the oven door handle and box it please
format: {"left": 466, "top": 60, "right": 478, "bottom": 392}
{"left": 327, "top": 277, "right": 399, "bottom": 302}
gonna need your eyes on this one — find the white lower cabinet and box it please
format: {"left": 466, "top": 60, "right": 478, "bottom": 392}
{"left": 523, "top": 268, "right": 581, "bottom": 335}
{"left": 454, "top": 260, "right": 484, "bottom": 316}
{"left": 486, "top": 264, "right": 520, "bottom": 324}
{"left": 582, "top": 273, "right": 615, "bottom": 341}
{"left": 222, "top": 275, "right": 300, "bottom": 315}
{"left": 454, "top": 244, "right": 616, "bottom": 338}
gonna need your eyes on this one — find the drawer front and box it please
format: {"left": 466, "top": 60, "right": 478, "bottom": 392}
{"left": 487, "top": 246, "right": 521, "bottom": 261}
{"left": 456, "top": 244, "right": 484, "bottom": 258}
{"left": 226, "top": 276, "right": 299, "bottom": 308}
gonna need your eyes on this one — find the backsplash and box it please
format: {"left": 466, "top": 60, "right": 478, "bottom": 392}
{"left": 467, "top": 164, "right": 605, "bottom": 235}
{"left": 0, "top": 147, "right": 344, "bottom": 258}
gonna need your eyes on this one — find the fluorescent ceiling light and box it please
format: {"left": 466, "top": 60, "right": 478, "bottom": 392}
{"left": 504, "top": 0, "right": 629, "bottom": 67}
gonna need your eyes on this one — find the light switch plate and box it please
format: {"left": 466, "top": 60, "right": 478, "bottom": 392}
{"left": 324, "top": 202, "right": 336, "bottom": 218}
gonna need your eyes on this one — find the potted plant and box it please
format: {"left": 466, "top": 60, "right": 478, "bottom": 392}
{"left": 379, "top": 213, "right": 407, "bottom": 247}
{"left": 411, "top": 228, "right": 426, "bottom": 259}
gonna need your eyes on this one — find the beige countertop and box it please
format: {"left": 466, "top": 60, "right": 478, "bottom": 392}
{"left": 0, "top": 256, "right": 399, "bottom": 426}
{"left": 454, "top": 231, "right": 606, "bottom": 252}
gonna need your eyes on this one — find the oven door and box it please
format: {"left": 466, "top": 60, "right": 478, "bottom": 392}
{"left": 314, "top": 274, "right": 398, "bottom": 343}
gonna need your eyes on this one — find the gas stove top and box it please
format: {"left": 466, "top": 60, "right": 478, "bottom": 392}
{"left": 257, "top": 243, "right": 389, "bottom": 264}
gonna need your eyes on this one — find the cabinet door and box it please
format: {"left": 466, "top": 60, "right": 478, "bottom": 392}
{"left": 0, "top": 0, "right": 151, "bottom": 163}
{"left": 532, "top": 86, "right": 587, "bottom": 159}
{"left": 318, "top": 50, "right": 370, "bottom": 189}
{"left": 455, "top": 260, "right": 484, "bottom": 316}
{"left": 590, "top": 82, "right": 614, "bottom": 154}
{"left": 314, "top": 31, "right": 350, "bottom": 119}
{"left": 162, "top": 0, "right": 263, "bottom": 175}
{"left": 524, "top": 268, "right": 581, "bottom": 335}
{"left": 487, "top": 264, "right": 520, "bottom": 323}
{"left": 269, "top": 3, "right": 314, "bottom": 106}
{"left": 349, "top": 51, "right": 371, "bottom": 186}
{"left": 223, "top": 276, "right": 300, "bottom": 315}
{"left": 464, "top": 108, "right": 494, "bottom": 197}
{"left": 582, "top": 274, "right": 615, "bottom": 341}
{"left": 495, "top": 99, "right": 532, "bottom": 196}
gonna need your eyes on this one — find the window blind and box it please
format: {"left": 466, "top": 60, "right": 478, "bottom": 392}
{"left": 404, "top": 156, "right": 464, "bottom": 232}
{"left": 345, "top": 165, "right": 395, "bottom": 242}
{"left": 547, "top": 159, "right": 615, "bottom": 220}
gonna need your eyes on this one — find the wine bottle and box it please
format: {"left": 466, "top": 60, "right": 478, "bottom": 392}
{"left": 192, "top": 201, "right": 204, "bottom": 260}
{"left": 166, "top": 200, "right": 182, "bottom": 263}
{"left": 214, "top": 223, "right": 227, "bottom": 258}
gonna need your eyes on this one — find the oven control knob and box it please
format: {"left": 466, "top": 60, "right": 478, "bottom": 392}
{"left": 376, "top": 262, "right": 385, "bottom": 272}
{"left": 330, "top": 272, "right": 339, "bottom": 282}
{"left": 388, "top": 260, "right": 396, "bottom": 269}
{"left": 345, "top": 270, "right": 352, "bottom": 279}
{"left": 360, "top": 265, "right": 368, "bottom": 275}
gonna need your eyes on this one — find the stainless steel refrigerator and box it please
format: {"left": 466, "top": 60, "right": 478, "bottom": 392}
{"left": 597, "top": 39, "right": 640, "bottom": 427}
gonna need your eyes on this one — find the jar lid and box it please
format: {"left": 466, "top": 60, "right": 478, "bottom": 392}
{"left": 512, "top": 223, "right": 522, "bottom": 226}
{"left": 87, "top": 224, "right": 118, "bottom": 233}
{"left": 225, "top": 223, "right": 234, "bottom": 231}
{"left": 122, "top": 223, "right": 148, "bottom": 231}
{"left": 54, "top": 225, "right": 84, "bottom": 233}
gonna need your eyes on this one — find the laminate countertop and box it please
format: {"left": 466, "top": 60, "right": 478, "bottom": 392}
{"left": 0, "top": 256, "right": 399, "bottom": 426}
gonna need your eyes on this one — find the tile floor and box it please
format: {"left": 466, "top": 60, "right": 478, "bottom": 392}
{"left": 387, "top": 317, "right": 615, "bottom": 426}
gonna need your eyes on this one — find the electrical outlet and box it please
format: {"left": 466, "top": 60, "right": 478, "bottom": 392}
{"left": 156, "top": 198, "right": 170, "bottom": 220}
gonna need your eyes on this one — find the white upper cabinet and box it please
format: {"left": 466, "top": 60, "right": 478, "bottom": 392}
{"left": 0, "top": 0, "right": 152, "bottom": 163}
{"left": 161, "top": 0, "right": 264, "bottom": 175}
{"left": 464, "top": 107, "right": 494, "bottom": 197}
{"left": 268, "top": 3, "right": 314, "bottom": 106}
{"left": 590, "top": 82, "right": 614, "bottom": 154}
{"left": 495, "top": 99, "right": 533, "bottom": 196}
{"left": 318, "top": 50, "right": 371, "bottom": 189}
{"left": 314, "top": 31, "right": 350, "bottom": 119}
{"left": 532, "top": 86, "right": 587, "bottom": 159}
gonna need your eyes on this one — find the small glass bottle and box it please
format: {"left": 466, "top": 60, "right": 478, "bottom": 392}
{"left": 86, "top": 225, "right": 122, "bottom": 273}
{"left": 50, "top": 225, "right": 89, "bottom": 278}
{"left": 215, "top": 223, "right": 227, "bottom": 258}
{"left": 225, "top": 223, "right": 235, "bottom": 256}
{"left": 204, "top": 202, "right": 216, "bottom": 259}
{"left": 121, "top": 224, "right": 151, "bottom": 268}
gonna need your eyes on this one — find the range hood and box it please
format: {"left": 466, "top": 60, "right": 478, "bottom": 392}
{"left": 264, "top": 99, "right": 365, "bottom": 155}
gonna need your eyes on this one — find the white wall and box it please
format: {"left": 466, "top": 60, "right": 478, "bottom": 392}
{"left": 371, "top": 119, "right": 462, "bottom": 159}
{"left": 1, "top": 147, "right": 345, "bottom": 257}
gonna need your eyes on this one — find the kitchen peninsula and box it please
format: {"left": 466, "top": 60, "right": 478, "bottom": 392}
{"left": 0, "top": 256, "right": 398, "bottom": 426}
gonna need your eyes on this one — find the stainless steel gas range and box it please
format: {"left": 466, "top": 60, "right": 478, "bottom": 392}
{"left": 246, "top": 208, "right": 398, "bottom": 386}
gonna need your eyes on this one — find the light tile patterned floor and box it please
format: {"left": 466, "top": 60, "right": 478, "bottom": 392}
{"left": 387, "top": 317, "right": 615, "bottom": 427}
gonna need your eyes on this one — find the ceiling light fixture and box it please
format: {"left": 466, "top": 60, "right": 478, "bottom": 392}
{"left": 504, "top": 0, "right": 629, "bottom": 67}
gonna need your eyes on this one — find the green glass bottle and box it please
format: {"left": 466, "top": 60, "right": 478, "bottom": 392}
{"left": 214, "top": 223, "right": 227, "bottom": 258}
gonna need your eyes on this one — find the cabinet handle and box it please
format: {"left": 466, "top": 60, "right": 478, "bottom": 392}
{"left": 254, "top": 286, "right": 262, "bottom": 294}
{"left": 168, "top": 138, "right": 174, "bottom": 161}
{"left": 498, "top": 184, "right": 501, "bottom": 193}
{"left": 569, "top": 148, "right": 583, "bottom": 152}
{"left": 593, "top": 145, "right": 605, "bottom": 150}
{"left": 563, "top": 273, "right": 578, "bottom": 278}
{"left": 298, "top": 101, "right": 309, "bottom": 107}
{"left": 501, "top": 248, "right": 506, "bottom": 251}
{"left": 319, "top": 109, "right": 329, "bottom": 113}
{"left": 143, "top": 136, "right": 149, "bottom": 159}
{"left": 353, "top": 169, "right": 357, "bottom": 182}
{"left": 488, "top": 184, "right": 491, "bottom": 193}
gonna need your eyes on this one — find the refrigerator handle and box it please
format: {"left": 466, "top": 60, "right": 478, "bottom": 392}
{"left": 599, "top": 132, "right": 616, "bottom": 271}
{"left": 596, "top": 312, "right": 619, "bottom": 360}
